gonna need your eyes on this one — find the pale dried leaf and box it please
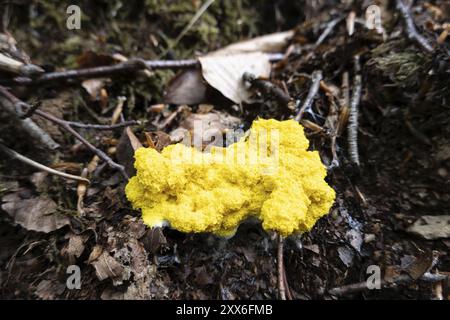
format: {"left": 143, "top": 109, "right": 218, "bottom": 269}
{"left": 81, "top": 78, "right": 108, "bottom": 100}
{"left": 407, "top": 215, "right": 450, "bottom": 240}
{"left": 199, "top": 52, "right": 271, "bottom": 104}
{"left": 212, "top": 30, "right": 293, "bottom": 55}
{"left": 62, "top": 233, "right": 87, "bottom": 263}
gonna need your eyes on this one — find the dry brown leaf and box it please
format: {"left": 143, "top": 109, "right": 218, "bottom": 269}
{"left": 142, "top": 227, "right": 167, "bottom": 254}
{"left": 145, "top": 131, "right": 172, "bottom": 152}
{"left": 62, "top": 232, "right": 88, "bottom": 264}
{"left": 1, "top": 192, "right": 70, "bottom": 233}
{"left": 199, "top": 52, "right": 271, "bottom": 104}
{"left": 116, "top": 127, "right": 143, "bottom": 177}
{"left": 164, "top": 69, "right": 207, "bottom": 105}
{"left": 89, "top": 250, "right": 124, "bottom": 281}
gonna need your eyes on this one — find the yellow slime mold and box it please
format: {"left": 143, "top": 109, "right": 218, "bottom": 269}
{"left": 125, "top": 119, "right": 335, "bottom": 237}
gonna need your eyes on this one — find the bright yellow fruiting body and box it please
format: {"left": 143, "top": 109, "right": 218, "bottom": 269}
{"left": 125, "top": 119, "right": 335, "bottom": 237}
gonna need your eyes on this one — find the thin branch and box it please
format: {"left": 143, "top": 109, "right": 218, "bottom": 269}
{"left": 0, "top": 143, "right": 90, "bottom": 183}
{"left": 0, "top": 85, "right": 130, "bottom": 179}
{"left": 294, "top": 70, "right": 323, "bottom": 122}
{"left": 329, "top": 272, "right": 448, "bottom": 297}
{"left": 34, "top": 109, "right": 129, "bottom": 180}
{"left": 277, "top": 234, "right": 288, "bottom": 300}
{"left": 396, "top": 0, "right": 433, "bottom": 53}
{"left": 9, "top": 53, "right": 284, "bottom": 86}
{"left": 315, "top": 16, "right": 344, "bottom": 47}
{"left": 0, "top": 86, "right": 59, "bottom": 150}
{"left": 347, "top": 56, "right": 362, "bottom": 166}
{"left": 66, "top": 119, "right": 139, "bottom": 130}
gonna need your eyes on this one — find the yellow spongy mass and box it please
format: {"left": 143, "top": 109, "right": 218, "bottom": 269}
{"left": 125, "top": 119, "right": 335, "bottom": 237}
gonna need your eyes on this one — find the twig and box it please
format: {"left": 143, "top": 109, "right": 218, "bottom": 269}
{"left": 0, "top": 143, "right": 90, "bottom": 183}
{"left": 277, "top": 234, "right": 288, "bottom": 300}
{"left": 0, "top": 52, "right": 44, "bottom": 76}
{"left": 396, "top": 0, "right": 433, "bottom": 53}
{"left": 329, "top": 272, "right": 448, "bottom": 297}
{"left": 243, "top": 72, "right": 292, "bottom": 105}
{"left": 34, "top": 109, "right": 129, "bottom": 180}
{"left": 0, "top": 87, "right": 59, "bottom": 150}
{"left": 315, "top": 16, "right": 344, "bottom": 47}
{"left": 65, "top": 119, "right": 139, "bottom": 130}
{"left": 0, "top": 85, "right": 130, "bottom": 179}
{"left": 0, "top": 85, "right": 138, "bottom": 130}
{"left": 294, "top": 70, "right": 323, "bottom": 122}
{"left": 347, "top": 56, "right": 362, "bottom": 166}
{"left": 8, "top": 54, "right": 284, "bottom": 86}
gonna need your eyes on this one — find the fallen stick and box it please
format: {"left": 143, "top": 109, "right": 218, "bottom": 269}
{"left": 0, "top": 86, "right": 131, "bottom": 179}
{"left": 9, "top": 53, "right": 284, "bottom": 86}
{"left": 0, "top": 143, "right": 90, "bottom": 183}
{"left": 0, "top": 87, "right": 59, "bottom": 150}
{"left": 329, "top": 272, "right": 448, "bottom": 297}
{"left": 34, "top": 109, "right": 129, "bottom": 180}
{"left": 294, "top": 70, "right": 323, "bottom": 122}
{"left": 396, "top": 0, "right": 433, "bottom": 53}
{"left": 277, "top": 234, "right": 287, "bottom": 300}
{"left": 315, "top": 16, "right": 344, "bottom": 47}
{"left": 347, "top": 56, "right": 362, "bottom": 166}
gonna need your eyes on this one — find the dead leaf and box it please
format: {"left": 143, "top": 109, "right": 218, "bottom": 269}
{"left": 142, "top": 227, "right": 167, "bottom": 254}
{"left": 337, "top": 246, "right": 354, "bottom": 267}
{"left": 1, "top": 193, "right": 70, "bottom": 233}
{"left": 81, "top": 78, "right": 108, "bottom": 101}
{"left": 346, "top": 229, "right": 363, "bottom": 253}
{"left": 400, "top": 253, "right": 432, "bottom": 280}
{"left": 384, "top": 265, "right": 402, "bottom": 283}
{"left": 303, "top": 244, "right": 320, "bottom": 254}
{"left": 164, "top": 69, "right": 207, "bottom": 105}
{"left": 35, "top": 278, "right": 65, "bottom": 300}
{"left": 87, "top": 245, "right": 103, "bottom": 263}
{"left": 170, "top": 111, "right": 241, "bottom": 146}
{"left": 199, "top": 52, "right": 271, "bottom": 104}
{"left": 212, "top": 30, "right": 293, "bottom": 55}
{"left": 116, "top": 127, "right": 143, "bottom": 177}
{"left": 76, "top": 51, "right": 116, "bottom": 68}
{"left": 145, "top": 131, "right": 172, "bottom": 152}
{"left": 61, "top": 233, "right": 88, "bottom": 264}
{"left": 407, "top": 215, "right": 450, "bottom": 240}
{"left": 89, "top": 250, "right": 124, "bottom": 281}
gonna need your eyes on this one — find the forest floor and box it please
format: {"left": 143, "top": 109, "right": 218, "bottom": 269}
{"left": 0, "top": 0, "right": 449, "bottom": 299}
